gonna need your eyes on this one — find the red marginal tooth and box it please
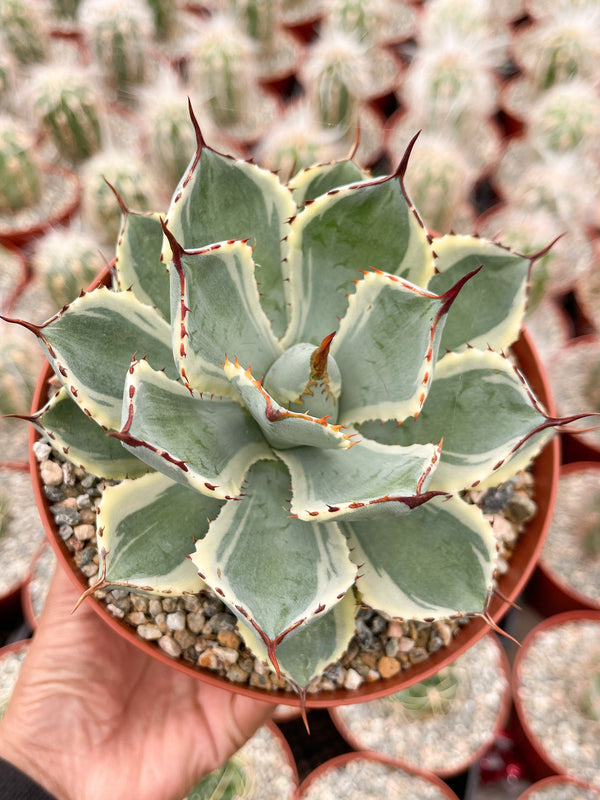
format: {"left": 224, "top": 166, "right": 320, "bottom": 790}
{"left": 348, "top": 502, "right": 363, "bottom": 509}
{"left": 234, "top": 356, "right": 240, "bottom": 367}
{"left": 419, "top": 392, "right": 426, "bottom": 405}
{"left": 128, "top": 385, "right": 135, "bottom": 399}
{"left": 204, "top": 481, "right": 218, "bottom": 491}
{"left": 423, "top": 371, "right": 429, "bottom": 383}
{"left": 180, "top": 343, "right": 186, "bottom": 357}
{"left": 307, "top": 510, "right": 319, "bottom": 517}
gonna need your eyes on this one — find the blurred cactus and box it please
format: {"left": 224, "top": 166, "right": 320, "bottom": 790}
{"left": 300, "top": 32, "right": 370, "bottom": 132}
{"left": 188, "top": 15, "right": 257, "bottom": 129}
{"left": 580, "top": 667, "right": 600, "bottom": 721}
{"left": 0, "top": 490, "right": 9, "bottom": 540}
{"left": 323, "top": 0, "right": 417, "bottom": 45}
{"left": 32, "top": 227, "right": 104, "bottom": 308}
{"left": 29, "top": 66, "right": 103, "bottom": 162}
{"left": 50, "top": 0, "right": 81, "bottom": 20}
{"left": 186, "top": 759, "right": 249, "bottom": 800}
{"left": 0, "top": 0, "right": 48, "bottom": 65}
{"left": 229, "top": 0, "right": 279, "bottom": 52}
{"left": 512, "top": 6, "right": 600, "bottom": 92}
{"left": 0, "top": 329, "right": 41, "bottom": 416}
{"left": 81, "top": 150, "right": 155, "bottom": 242}
{"left": 0, "top": 117, "right": 42, "bottom": 214}
{"left": 139, "top": 74, "right": 196, "bottom": 185}
{"left": 401, "top": 133, "right": 476, "bottom": 234}
{"left": 254, "top": 100, "right": 341, "bottom": 175}
{"left": 391, "top": 666, "right": 460, "bottom": 717}
{"left": 528, "top": 81, "right": 600, "bottom": 156}
{"left": 78, "top": 0, "right": 153, "bottom": 96}
{"left": 146, "top": 0, "right": 177, "bottom": 41}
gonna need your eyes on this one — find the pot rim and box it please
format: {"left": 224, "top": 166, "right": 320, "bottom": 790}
{"left": 516, "top": 773, "right": 600, "bottom": 799}
{"left": 328, "top": 632, "right": 512, "bottom": 778}
{"left": 0, "top": 163, "right": 81, "bottom": 249}
{"left": 28, "top": 265, "right": 560, "bottom": 707}
{"left": 293, "top": 749, "right": 460, "bottom": 800}
{"left": 512, "top": 609, "right": 600, "bottom": 780}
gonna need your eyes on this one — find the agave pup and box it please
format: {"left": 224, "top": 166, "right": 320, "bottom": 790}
{"left": 2, "top": 104, "right": 589, "bottom": 699}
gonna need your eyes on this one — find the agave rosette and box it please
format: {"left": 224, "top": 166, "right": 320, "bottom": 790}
{"left": 5, "top": 111, "right": 569, "bottom": 693}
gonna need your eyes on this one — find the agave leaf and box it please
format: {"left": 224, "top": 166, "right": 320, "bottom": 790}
{"left": 277, "top": 439, "right": 442, "bottom": 521}
{"left": 283, "top": 173, "right": 434, "bottom": 347}
{"left": 223, "top": 357, "right": 353, "bottom": 450}
{"left": 170, "top": 239, "right": 282, "bottom": 399}
{"left": 427, "top": 235, "right": 529, "bottom": 353}
{"left": 97, "top": 472, "right": 223, "bottom": 594}
{"left": 29, "top": 386, "right": 148, "bottom": 479}
{"left": 343, "top": 495, "right": 497, "bottom": 620}
{"left": 117, "top": 359, "right": 273, "bottom": 500}
{"left": 288, "top": 158, "right": 368, "bottom": 205}
{"left": 237, "top": 589, "right": 357, "bottom": 689}
{"left": 114, "top": 210, "right": 171, "bottom": 322}
{"left": 26, "top": 287, "right": 176, "bottom": 430}
{"left": 165, "top": 145, "right": 296, "bottom": 337}
{"left": 363, "top": 348, "right": 548, "bottom": 492}
{"left": 190, "top": 460, "right": 356, "bottom": 676}
{"left": 331, "top": 269, "right": 465, "bottom": 425}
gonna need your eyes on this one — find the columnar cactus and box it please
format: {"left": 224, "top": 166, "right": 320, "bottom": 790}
{"left": 0, "top": 117, "right": 41, "bottom": 214}
{"left": 78, "top": 0, "right": 153, "bottom": 96}
{"left": 0, "top": 0, "right": 48, "bottom": 65}
{"left": 187, "top": 16, "right": 257, "bottom": 129}
{"left": 32, "top": 227, "right": 104, "bottom": 309}
{"left": 29, "top": 66, "right": 103, "bottom": 162}
{"left": 2, "top": 108, "right": 588, "bottom": 697}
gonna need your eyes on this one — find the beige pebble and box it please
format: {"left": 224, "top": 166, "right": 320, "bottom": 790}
{"left": 343, "top": 668, "right": 363, "bottom": 690}
{"left": 377, "top": 655, "right": 401, "bottom": 679}
{"left": 79, "top": 509, "right": 97, "bottom": 524}
{"left": 198, "top": 650, "right": 219, "bottom": 670}
{"left": 398, "top": 636, "right": 415, "bottom": 653}
{"left": 127, "top": 611, "right": 147, "bottom": 626}
{"left": 166, "top": 610, "right": 186, "bottom": 631}
{"left": 137, "top": 623, "right": 162, "bottom": 641}
{"left": 73, "top": 524, "right": 95, "bottom": 542}
{"left": 56, "top": 497, "right": 77, "bottom": 509}
{"left": 174, "top": 629, "right": 196, "bottom": 650}
{"left": 41, "top": 460, "right": 63, "bottom": 486}
{"left": 187, "top": 611, "right": 205, "bottom": 634}
{"left": 218, "top": 629, "right": 241, "bottom": 650}
{"left": 387, "top": 620, "right": 404, "bottom": 638}
{"left": 159, "top": 635, "right": 182, "bottom": 658}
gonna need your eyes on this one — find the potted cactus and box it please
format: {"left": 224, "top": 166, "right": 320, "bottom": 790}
{"left": 1, "top": 104, "right": 585, "bottom": 709}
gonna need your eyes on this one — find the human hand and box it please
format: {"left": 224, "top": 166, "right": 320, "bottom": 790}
{"left": 0, "top": 567, "right": 274, "bottom": 800}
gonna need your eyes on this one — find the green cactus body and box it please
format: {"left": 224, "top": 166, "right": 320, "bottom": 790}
{"left": 3, "top": 105, "right": 585, "bottom": 697}
{"left": 186, "top": 759, "right": 249, "bottom": 800}
{"left": 529, "top": 82, "right": 600, "bottom": 154}
{"left": 0, "top": 119, "right": 41, "bottom": 214}
{"left": 230, "top": 0, "right": 278, "bottom": 51}
{"left": 190, "top": 20, "right": 255, "bottom": 128}
{"left": 81, "top": 151, "right": 155, "bottom": 242}
{"left": 0, "top": 0, "right": 48, "bottom": 65}
{"left": 146, "top": 0, "right": 177, "bottom": 40}
{"left": 391, "top": 666, "right": 460, "bottom": 716}
{"left": 580, "top": 668, "right": 600, "bottom": 721}
{"left": 32, "top": 71, "right": 102, "bottom": 162}
{"left": 51, "top": 0, "right": 81, "bottom": 19}
{"left": 78, "top": 0, "right": 152, "bottom": 94}
{"left": 33, "top": 229, "right": 104, "bottom": 308}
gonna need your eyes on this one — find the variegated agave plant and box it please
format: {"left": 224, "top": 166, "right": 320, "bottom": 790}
{"left": 1, "top": 107, "right": 584, "bottom": 697}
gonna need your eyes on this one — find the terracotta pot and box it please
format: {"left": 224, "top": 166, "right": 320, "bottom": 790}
{"left": 329, "top": 634, "right": 512, "bottom": 779}
{"left": 526, "top": 462, "right": 600, "bottom": 616}
{"left": 294, "top": 751, "right": 459, "bottom": 800}
{"left": 28, "top": 266, "right": 559, "bottom": 708}
{"left": 511, "top": 610, "right": 600, "bottom": 783}
{"left": 0, "top": 164, "right": 81, "bottom": 248}
{"left": 517, "top": 774, "right": 600, "bottom": 799}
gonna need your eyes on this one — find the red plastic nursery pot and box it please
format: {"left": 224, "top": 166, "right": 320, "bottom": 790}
{"left": 511, "top": 610, "right": 600, "bottom": 784}
{"left": 28, "top": 264, "right": 560, "bottom": 709}
{"left": 526, "top": 462, "right": 600, "bottom": 617}
{"left": 294, "top": 751, "right": 460, "bottom": 800}
{"left": 328, "top": 633, "right": 512, "bottom": 779}
{"left": 0, "top": 164, "right": 81, "bottom": 249}
{"left": 516, "top": 774, "right": 600, "bottom": 800}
